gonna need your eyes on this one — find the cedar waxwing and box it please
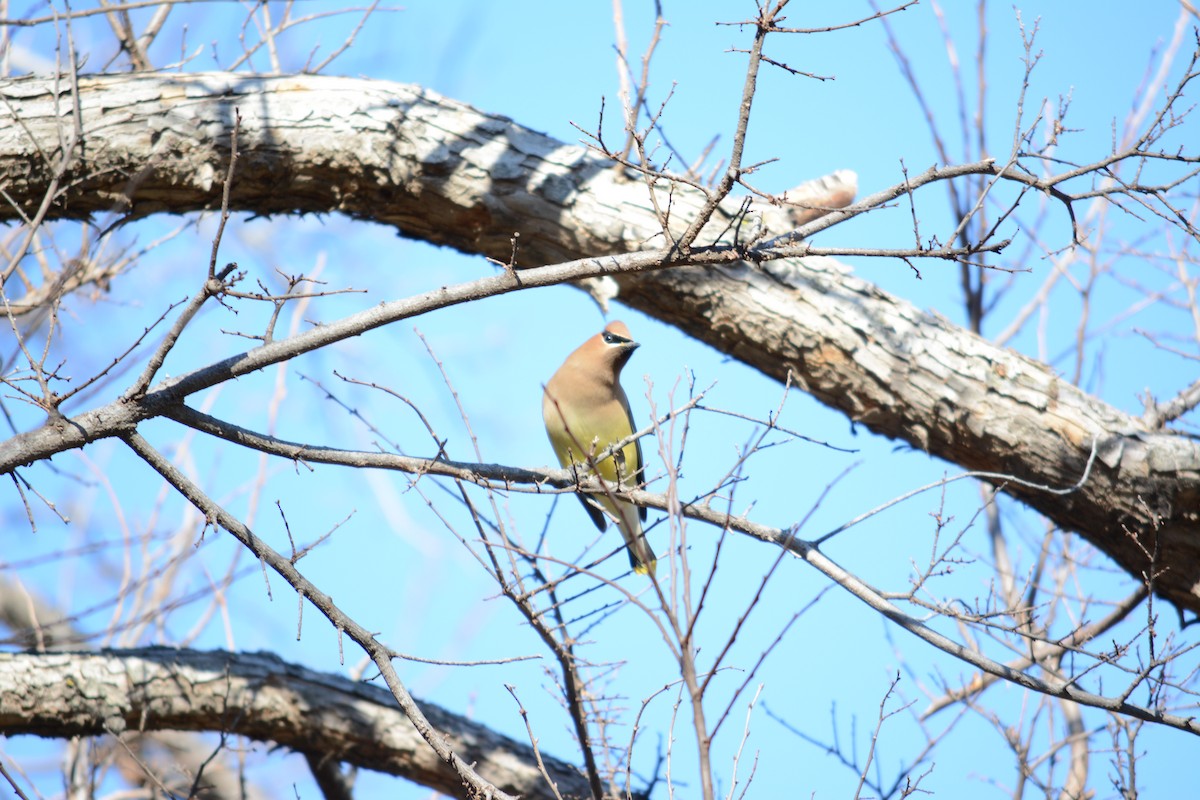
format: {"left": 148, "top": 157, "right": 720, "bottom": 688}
{"left": 543, "top": 321, "right": 656, "bottom": 575}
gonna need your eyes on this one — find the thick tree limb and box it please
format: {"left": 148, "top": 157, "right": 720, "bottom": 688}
{"left": 2, "top": 72, "right": 1198, "bottom": 613}
{"left": 622, "top": 261, "right": 1200, "bottom": 616}
{"left": 0, "top": 579, "right": 265, "bottom": 800}
{"left": 0, "top": 648, "right": 591, "bottom": 800}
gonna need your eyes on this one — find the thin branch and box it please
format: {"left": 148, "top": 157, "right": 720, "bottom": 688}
{"left": 120, "top": 431, "right": 520, "bottom": 800}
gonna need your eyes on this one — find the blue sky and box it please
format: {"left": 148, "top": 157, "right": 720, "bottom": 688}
{"left": 3, "top": 1, "right": 1198, "bottom": 798}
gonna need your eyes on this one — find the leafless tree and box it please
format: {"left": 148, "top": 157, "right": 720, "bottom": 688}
{"left": 1, "top": 2, "right": 1198, "bottom": 799}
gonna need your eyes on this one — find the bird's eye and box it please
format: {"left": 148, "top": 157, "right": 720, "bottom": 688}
{"left": 603, "top": 332, "right": 629, "bottom": 345}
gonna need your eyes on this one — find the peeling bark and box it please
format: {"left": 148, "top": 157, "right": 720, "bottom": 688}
{"left": 1, "top": 72, "right": 1197, "bottom": 613}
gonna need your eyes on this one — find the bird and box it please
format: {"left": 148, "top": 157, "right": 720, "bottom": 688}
{"left": 542, "top": 320, "right": 656, "bottom": 576}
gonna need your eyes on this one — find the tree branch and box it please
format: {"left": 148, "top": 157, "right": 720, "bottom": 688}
{"left": 0, "top": 648, "right": 592, "bottom": 800}
{"left": 2, "top": 71, "right": 1199, "bottom": 616}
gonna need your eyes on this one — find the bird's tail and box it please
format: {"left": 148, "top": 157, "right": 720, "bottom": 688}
{"left": 615, "top": 502, "right": 656, "bottom": 577}
{"left": 628, "top": 537, "right": 657, "bottom": 577}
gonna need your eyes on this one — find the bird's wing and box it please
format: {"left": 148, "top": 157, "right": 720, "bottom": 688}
{"left": 575, "top": 489, "right": 609, "bottom": 531}
{"left": 616, "top": 390, "right": 648, "bottom": 524}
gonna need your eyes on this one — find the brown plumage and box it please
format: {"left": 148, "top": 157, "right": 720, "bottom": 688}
{"left": 542, "top": 321, "right": 655, "bottom": 575}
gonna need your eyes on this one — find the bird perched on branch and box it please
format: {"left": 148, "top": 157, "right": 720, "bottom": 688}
{"left": 542, "top": 321, "right": 656, "bottom": 576}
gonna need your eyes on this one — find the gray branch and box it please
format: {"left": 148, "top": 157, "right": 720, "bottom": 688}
{"left": 0, "top": 648, "right": 592, "bottom": 800}
{"left": 1, "top": 72, "right": 1198, "bottom": 615}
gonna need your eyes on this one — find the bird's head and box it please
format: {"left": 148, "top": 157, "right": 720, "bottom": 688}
{"left": 595, "top": 321, "right": 639, "bottom": 374}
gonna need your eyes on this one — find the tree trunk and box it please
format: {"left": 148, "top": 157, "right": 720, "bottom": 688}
{"left": 2, "top": 72, "right": 1196, "bottom": 613}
